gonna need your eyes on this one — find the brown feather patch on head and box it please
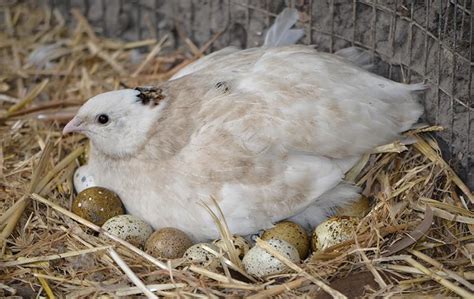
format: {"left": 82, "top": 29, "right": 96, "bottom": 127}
{"left": 135, "top": 86, "right": 166, "bottom": 106}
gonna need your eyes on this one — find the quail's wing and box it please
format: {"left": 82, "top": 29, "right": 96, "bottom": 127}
{"left": 195, "top": 45, "right": 424, "bottom": 159}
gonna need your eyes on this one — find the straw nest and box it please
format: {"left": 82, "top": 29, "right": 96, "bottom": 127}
{"left": 1, "top": 3, "right": 473, "bottom": 298}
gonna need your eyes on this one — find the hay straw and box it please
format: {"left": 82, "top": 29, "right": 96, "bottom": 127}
{"left": 114, "top": 283, "right": 187, "bottom": 296}
{"left": 414, "top": 205, "right": 474, "bottom": 225}
{"left": 200, "top": 197, "right": 243, "bottom": 268}
{"left": 86, "top": 41, "right": 126, "bottom": 76}
{"left": 356, "top": 245, "right": 387, "bottom": 289}
{"left": 382, "top": 265, "right": 474, "bottom": 281}
{"left": 246, "top": 277, "right": 308, "bottom": 298}
{"left": 0, "top": 196, "right": 26, "bottom": 227}
{"left": 33, "top": 273, "right": 97, "bottom": 287}
{"left": 255, "top": 238, "right": 346, "bottom": 299}
{"left": 200, "top": 244, "right": 257, "bottom": 282}
{"left": 403, "top": 256, "right": 473, "bottom": 297}
{"left": 36, "top": 272, "right": 55, "bottom": 299}
{"left": 408, "top": 249, "right": 474, "bottom": 291}
{"left": 383, "top": 205, "right": 433, "bottom": 256}
{"left": 6, "top": 79, "right": 49, "bottom": 116}
{"left": 413, "top": 136, "right": 473, "bottom": 203}
{"left": 372, "top": 140, "right": 408, "bottom": 154}
{"left": 35, "top": 146, "right": 85, "bottom": 194}
{"left": 0, "top": 140, "right": 54, "bottom": 248}
{"left": 0, "top": 245, "right": 111, "bottom": 267}
{"left": 1, "top": 2, "right": 473, "bottom": 297}
{"left": 189, "top": 264, "right": 248, "bottom": 285}
{"left": 132, "top": 35, "right": 169, "bottom": 77}
{"left": 108, "top": 248, "right": 158, "bottom": 299}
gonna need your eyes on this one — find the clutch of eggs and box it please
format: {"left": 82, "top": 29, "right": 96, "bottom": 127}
{"left": 70, "top": 163, "right": 361, "bottom": 277}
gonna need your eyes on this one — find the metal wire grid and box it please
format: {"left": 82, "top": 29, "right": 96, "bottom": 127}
{"left": 46, "top": 0, "right": 473, "bottom": 187}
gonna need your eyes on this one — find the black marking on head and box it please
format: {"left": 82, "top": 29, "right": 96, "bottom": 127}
{"left": 215, "top": 81, "right": 230, "bottom": 93}
{"left": 134, "top": 86, "right": 165, "bottom": 107}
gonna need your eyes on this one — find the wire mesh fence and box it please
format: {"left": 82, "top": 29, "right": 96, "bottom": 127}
{"left": 45, "top": 0, "right": 473, "bottom": 188}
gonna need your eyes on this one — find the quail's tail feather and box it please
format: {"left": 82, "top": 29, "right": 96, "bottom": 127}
{"left": 264, "top": 8, "right": 304, "bottom": 47}
{"left": 388, "top": 82, "right": 427, "bottom": 132}
{"left": 334, "top": 45, "right": 427, "bottom": 129}
{"left": 406, "top": 82, "right": 429, "bottom": 92}
{"left": 335, "top": 46, "right": 374, "bottom": 70}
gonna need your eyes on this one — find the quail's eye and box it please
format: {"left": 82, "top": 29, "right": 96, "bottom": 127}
{"left": 96, "top": 114, "right": 109, "bottom": 125}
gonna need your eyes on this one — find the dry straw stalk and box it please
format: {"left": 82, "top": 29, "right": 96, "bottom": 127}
{"left": 0, "top": 2, "right": 473, "bottom": 298}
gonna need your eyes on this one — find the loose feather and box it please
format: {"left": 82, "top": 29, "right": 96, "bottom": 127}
{"left": 263, "top": 8, "right": 304, "bottom": 47}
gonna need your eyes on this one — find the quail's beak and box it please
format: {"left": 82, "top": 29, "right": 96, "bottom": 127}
{"left": 63, "top": 116, "right": 84, "bottom": 135}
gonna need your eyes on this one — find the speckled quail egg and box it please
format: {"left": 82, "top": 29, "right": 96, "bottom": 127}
{"left": 101, "top": 215, "right": 153, "bottom": 248}
{"left": 184, "top": 243, "right": 220, "bottom": 264}
{"left": 72, "top": 187, "right": 124, "bottom": 226}
{"left": 73, "top": 165, "right": 97, "bottom": 193}
{"left": 261, "top": 221, "right": 310, "bottom": 259}
{"left": 242, "top": 239, "right": 300, "bottom": 278}
{"left": 335, "top": 195, "right": 370, "bottom": 218}
{"left": 145, "top": 227, "right": 193, "bottom": 259}
{"left": 213, "top": 235, "right": 250, "bottom": 259}
{"left": 312, "top": 216, "right": 358, "bottom": 251}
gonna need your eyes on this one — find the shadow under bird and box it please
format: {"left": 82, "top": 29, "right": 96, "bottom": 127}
{"left": 63, "top": 8, "right": 426, "bottom": 241}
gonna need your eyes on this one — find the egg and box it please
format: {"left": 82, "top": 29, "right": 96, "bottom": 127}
{"left": 72, "top": 187, "right": 124, "bottom": 226}
{"left": 184, "top": 243, "right": 219, "bottom": 264}
{"left": 335, "top": 195, "right": 370, "bottom": 218}
{"left": 213, "top": 235, "right": 250, "bottom": 259}
{"left": 145, "top": 227, "right": 193, "bottom": 259}
{"left": 101, "top": 215, "right": 153, "bottom": 248}
{"left": 261, "top": 221, "right": 310, "bottom": 259}
{"left": 242, "top": 239, "right": 300, "bottom": 278}
{"left": 73, "top": 165, "right": 97, "bottom": 193}
{"left": 312, "top": 216, "right": 358, "bottom": 251}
